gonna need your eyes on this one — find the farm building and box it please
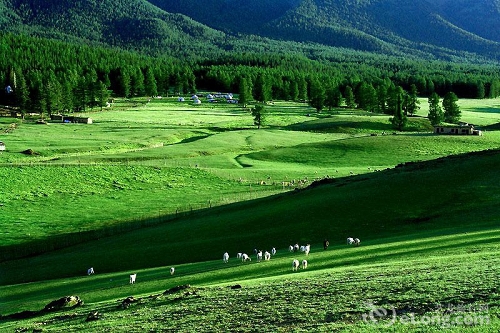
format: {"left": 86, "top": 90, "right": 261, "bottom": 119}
{"left": 50, "top": 115, "right": 93, "bottom": 124}
{"left": 0, "top": 141, "right": 5, "bottom": 151}
{"left": 433, "top": 123, "right": 482, "bottom": 136}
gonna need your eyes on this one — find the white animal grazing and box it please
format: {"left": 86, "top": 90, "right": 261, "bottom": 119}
{"left": 347, "top": 237, "right": 355, "bottom": 245}
{"left": 170, "top": 267, "right": 175, "bottom": 275}
{"left": 223, "top": 252, "right": 229, "bottom": 263}
{"left": 130, "top": 273, "right": 137, "bottom": 284}
{"left": 300, "top": 245, "right": 305, "bottom": 252}
{"left": 237, "top": 252, "right": 242, "bottom": 259}
{"left": 271, "top": 247, "right": 276, "bottom": 256}
{"left": 87, "top": 267, "right": 94, "bottom": 275}
{"left": 294, "top": 244, "right": 300, "bottom": 252}
{"left": 304, "top": 244, "right": 310, "bottom": 256}
{"left": 292, "top": 259, "right": 300, "bottom": 271}
{"left": 302, "top": 260, "right": 308, "bottom": 269}
{"left": 256, "top": 250, "right": 263, "bottom": 262}
{"left": 241, "top": 253, "right": 251, "bottom": 262}
{"left": 264, "top": 251, "right": 271, "bottom": 261}
{"left": 289, "top": 245, "right": 294, "bottom": 252}
{"left": 353, "top": 238, "right": 361, "bottom": 246}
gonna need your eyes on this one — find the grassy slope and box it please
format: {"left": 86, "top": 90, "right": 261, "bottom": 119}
{"left": 2, "top": 99, "right": 499, "bottom": 251}
{"left": 1, "top": 100, "right": 500, "bottom": 330}
{"left": 1, "top": 147, "right": 500, "bottom": 290}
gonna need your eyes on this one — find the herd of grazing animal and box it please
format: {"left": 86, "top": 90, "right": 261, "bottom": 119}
{"left": 86, "top": 237, "right": 361, "bottom": 283}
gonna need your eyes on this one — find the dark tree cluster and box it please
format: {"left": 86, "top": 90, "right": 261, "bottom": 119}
{"left": 1, "top": 32, "right": 499, "bottom": 120}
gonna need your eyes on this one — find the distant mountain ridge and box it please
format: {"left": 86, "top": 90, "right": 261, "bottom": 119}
{"left": 150, "top": 0, "right": 500, "bottom": 58}
{"left": 0, "top": 0, "right": 225, "bottom": 55}
{"left": 1, "top": 0, "right": 500, "bottom": 60}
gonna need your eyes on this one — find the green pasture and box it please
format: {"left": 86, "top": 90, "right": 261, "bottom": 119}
{"left": 1, "top": 98, "right": 500, "bottom": 252}
{"left": 1, "top": 97, "right": 500, "bottom": 331}
{"left": 1, "top": 227, "right": 498, "bottom": 331}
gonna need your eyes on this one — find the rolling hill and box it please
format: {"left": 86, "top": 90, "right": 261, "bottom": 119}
{"left": 2, "top": 148, "right": 500, "bottom": 286}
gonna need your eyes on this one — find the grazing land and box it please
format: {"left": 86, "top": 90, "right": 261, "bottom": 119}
{"left": 1, "top": 97, "right": 500, "bottom": 331}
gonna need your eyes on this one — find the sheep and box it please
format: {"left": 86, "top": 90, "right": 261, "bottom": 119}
{"left": 289, "top": 245, "right": 294, "bottom": 252}
{"left": 256, "top": 250, "right": 263, "bottom": 262}
{"left": 292, "top": 259, "right": 300, "bottom": 271}
{"left": 300, "top": 245, "right": 305, "bottom": 252}
{"left": 304, "top": 244, "right": 310, "bottom": 256}
{"left": 87, "top": 267, "right": 94, "bottom": 275}
{"left": 130, "top": 273, "right": 137, "bottom": 284}
{"left": 302, "top": 260, "right": 308, "bottom": 269}
{"left": 223, "top": 252, "right": 229, "bottom": 263}
{"left": 347, "top": 237, "right": 355, "bottom": 245}
{"left": 237, "top": 252, "right": 242, "bottom": 259}
{"left": 353, "top": 238, "right": 361, "bottom": 246}
{"left": 293, "top": 244, "right": 300, "bottom": 252}
{"left": 323, "top": 239, "right": 330, "bottom": 250}
{"left": 264, "top": 251, "right": 271, "bottom": 261}
{"left": 241, "top": 253, "right": 251, "bottom": 262}
{"left": 271, "top": 247, "right": 276, "bottom": 256}
{"left": 170, "top": 267, "right": 175, "bottom": 275}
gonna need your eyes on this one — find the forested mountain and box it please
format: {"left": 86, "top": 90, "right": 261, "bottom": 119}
{"left": 0, "top": 0, "right": 225, "bottom": 57}
{"left": 151, "top": 0, "right": 500, "bottom": 59}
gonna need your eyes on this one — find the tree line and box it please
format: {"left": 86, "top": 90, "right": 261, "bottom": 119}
{"left": 1, "top": 32, "right": 499, "bottom": 122}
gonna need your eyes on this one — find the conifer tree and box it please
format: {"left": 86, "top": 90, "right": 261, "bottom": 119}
{"left": 428, "top": 92, "right": 443, "bottom": 125}
{"left": 442, "top": 92, "right": 461, "bottom": 123}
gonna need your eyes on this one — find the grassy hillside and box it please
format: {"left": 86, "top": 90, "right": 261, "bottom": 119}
{"left": 0, "top": 149, "right": 499, "bottom": 330}
{"left": 2, "top": 146, "right": 500, "bottom": 285}
{"left": 1, "top": 98, "right": 499, "bottom": 258}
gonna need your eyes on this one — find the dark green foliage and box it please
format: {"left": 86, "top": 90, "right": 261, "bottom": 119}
{"left": 356, "top": 82, "right": 377, "bottom": 112}
{"left": 309, "top": 77, "right": 325, "bottom": 112}
{"left": 238, "top": 76, "right": 252, "bottom": 107}
{"left": 428, "top": 92, "right": 444, "bottom": 126}
{"left": 389, "top": 86, "right": 407, "bottom": 131}
{"left": 325, "top": 86, "right": 343, "bottom": 110}
{"left": 442, "top": 91, "right": 461, "bottom": 123}
{"left": 253, "top": 73, "right": 272, "bottom": 103}
{"left": 251, "top": 104, "right": 266, "bottom": 129}
{"left": 344, "top": 86, "right": 356, "bottom": 109}
{"left": 405, "top": 84, "right": 420, "bottom": 116}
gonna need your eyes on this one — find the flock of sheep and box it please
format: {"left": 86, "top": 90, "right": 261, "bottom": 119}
{"left": 86, "top": 237, "right": 361, "bottom": 283}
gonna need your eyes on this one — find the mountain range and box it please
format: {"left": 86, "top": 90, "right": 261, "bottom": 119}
{"left": 1, "top": 0, "right": 500, "bottom": 61}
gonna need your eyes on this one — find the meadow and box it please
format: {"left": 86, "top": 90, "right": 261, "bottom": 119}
{"left": 1, "top": 97, "right": 500, "bottom": 331}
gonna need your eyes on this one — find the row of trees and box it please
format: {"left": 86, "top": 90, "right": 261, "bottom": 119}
{"left": 0, "top": 33, "right": 496, "bottom": 122}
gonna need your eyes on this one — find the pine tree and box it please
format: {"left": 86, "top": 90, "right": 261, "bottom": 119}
{"left": 427, "top": 92, "right": 443, "bottom": 125}
{"left": 309, "top": 78, "right": 325, "bottom": 112}
{"left": 390, "top": 86, "right": 407, "bottom": 131}
{"left": 253, "top": 73, "right": 272, "bottom": 103}
{"left": 325, "top": 86, "right": 343, "bottom": 110}
{"left": 442, "top": 92, "right": 461, "bottom": 123}
{"left": 406, "top": 84, "right": 420, "bottom": 116}
{"left": 144, "top": 67, "right": 158, "bottom": 97}
{"left": 238, "top": 76, "right": 252, "bottom": 108}
{"left": 251, "top": 104, "right": 266, "bottom": 129}
{"left": 344, "top": 86, "right": 355, "bottom": 109}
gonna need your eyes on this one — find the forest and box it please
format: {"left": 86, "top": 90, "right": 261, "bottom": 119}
{"left": 1, "top": 32, "right": 500, "bottom": 120}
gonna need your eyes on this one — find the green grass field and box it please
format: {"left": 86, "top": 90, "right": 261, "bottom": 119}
{"left": 1, "top": 97, "right": 500, "bottom": 331}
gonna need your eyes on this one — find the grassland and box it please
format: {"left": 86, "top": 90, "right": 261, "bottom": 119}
{"left": 1, "top": 97, "right": 500, "bottom": 331}
{"left": 1, "top": 98, "right": 499, "bottom": 251}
